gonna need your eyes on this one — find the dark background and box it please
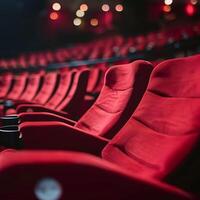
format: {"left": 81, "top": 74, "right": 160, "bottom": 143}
{"left": 0, "top": 0, "right": 199, "bottom": 57}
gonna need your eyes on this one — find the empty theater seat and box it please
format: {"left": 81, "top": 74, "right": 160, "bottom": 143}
{"left": 4, "top": 73, "right": 28, "bottom": 100}
{"left": 44, "top": 69, "right": 75, "bottom": 109}
{"left": 0, "top": 55, "right": 200, "bottom": 199}
{"left": 0, "top": 21, "right": 199, "bottom": 70}
{"left": 0, "top": 150, "right": 193, "bottom": 200}
{"left": 1, "top": 3, "right": 200, "bottom": 200}
{"left": 19, "top": 71, "right": 44, "bottom": 102}
{"left": 0, "top": 73, "right": 13, "bottom": 98}
{"left": 15, "top": 55, "right": 200, "bottom": 198}
{"left": 17, "top": 68, "right": 90, "bottom": 119}
{"left": 18, "top": 60, "right": 153, "bottom": 140}
{"left": 32, "top": 71, "right": 59, "bottom": 105}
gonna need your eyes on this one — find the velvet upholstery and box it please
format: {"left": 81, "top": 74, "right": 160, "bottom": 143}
{"left": 76, "top": 60, "right": 153, "bottom": 138}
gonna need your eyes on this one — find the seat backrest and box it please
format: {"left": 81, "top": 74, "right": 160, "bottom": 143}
{"left": 33, "top": 71, "right": 58, "bottom": 105}
{"left": 102, "top": 55, "right": 200, "bottom": 180}
{"left": 45, "top": 69, "right": 76, "bottom": 109}
{"left": 56, "top": 69, "right": 90, "bottom": 118}
{"left": 20, "top": 72, "right": 43, "bottom": 101}
{"left": 86, "top": 66, "right": 101, "bottom": 94}
{"left": 76, "top": 61, "right": 153, "bottom": 138}
{"left": 93, "top": 63, "right": 108, "bottom": 93}
{"left": 7, "top": 73, "right": 28, "bottom": 100}
{"left": 0, "top": 73, "right": 13, "bottom": 98}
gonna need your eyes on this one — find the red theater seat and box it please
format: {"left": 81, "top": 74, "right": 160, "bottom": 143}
{"left": 17, "top": 68, "right": 90, "bottom": 119}
{"left": 44, "top": 69, "right": 76, "bottom": 109}
{"left": 2, "top": 71, "right": 58, "bottom": 115}
{"left": 86, "top": 65, "right": 102, "bottom": 94}
{"left": 92, "top": 63, "right": 108, "bottom": 94}
{"left": 6, "top": 73, "right": 28, "bottom": 100}
{"left": 0, "top": 150, "right": 193, "bottom": 200}
{"left": 32, "top": 71, "right": 59, "bottom": 105}
{"left": 19, "top": 55, "right": 200, "bottom": 179}
{"left": 19, "top": 60, "right": 153, "bottom": 143}
{"left": 19, "top": 71, "right": 44, "bottom": 102}
{"left": 15, "top": 55, "right": 200, "bottom": 199}
{"left": 0, "top": 74, "right": 13, "bottom": 98}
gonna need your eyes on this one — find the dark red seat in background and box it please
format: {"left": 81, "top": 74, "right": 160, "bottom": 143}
{"left": 19, "top": 71, "right": 44, "bottom": 102}
{"left": 0, "top": 73, "right": 13, "bottom": 98}
{"left": 17, "top": 68, "right": 90, "bottom": 119}
{"left": 4, "top": 73, "right": 28, "bottom": 101}
{"left": 44, "top": 69, "right": 75, "bottom": 110}
{"left": 32, "top": 71, "right": 59, "bottom": 105}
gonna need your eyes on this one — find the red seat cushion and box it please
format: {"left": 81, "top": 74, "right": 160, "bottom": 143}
{"left": 6, "top": 73, "right": 28, "bottom": 100}
{"left": 76, "top": 61, "right": 153, "bottom": 138}
{"left": 56, "top": 69, "right": 90, "bottom": 118}
{"left": 102, "top": 55, "right": 200, "bottom": 179}
{"left": 20, "top": 72, "right": 43, "bottom": 101}
{"left": 33, "top": 72, "right": 58, "bottom": 105}
{"left": 45, "top": 69, "right": 75, "bottom": 109}
{"left": 0, "top": 74, "right": 13, "bottom": 98}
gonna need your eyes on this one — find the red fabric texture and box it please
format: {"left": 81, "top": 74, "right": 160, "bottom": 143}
{"left": 76, "top": 60, "right": 153, "bottom": 138}
{"left": 0, "top": 150, "right": 194, "bottom": 200}
{"left": 102, "top": 55, "right": 200, "bottom": 180}
{"left": 56, "top": 69, "right": 90, "bottom": 117}
{"left": 33, "top": 71, "right": 58, "bottom": 105}
{"left": 6, "top": 73, "right": 28, "bottom": 100}
{"left": 0, "top": 74, "right": 13, "bottom": 98}
{"left": 44, "top": 69, "right": 75, "bottom": 109}
{"left": 19, "top": 72, "right": 43, "bottom": 101}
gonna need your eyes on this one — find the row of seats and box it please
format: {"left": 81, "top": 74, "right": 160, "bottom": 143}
{"left": 0, "top": 54, "right": 199, "bottom": 199}
{"left": 0, "top": 63, "right": 111, "bottom": 119}
{"left": 1, "top": 21, "right": 200, "bottom": 69}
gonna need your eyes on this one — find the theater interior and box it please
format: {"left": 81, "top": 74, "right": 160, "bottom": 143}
{"left": 0, "top": 0, "right": 200, "bottom": 199}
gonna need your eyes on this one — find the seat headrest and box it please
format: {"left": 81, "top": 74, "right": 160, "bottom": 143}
{"left": 148, "top": 55, "right": 200, "bottom": 98}
{"left": 105, "top": 60, "right": 152, "bottom": 91}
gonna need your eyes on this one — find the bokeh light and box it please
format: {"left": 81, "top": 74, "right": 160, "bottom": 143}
{"left": 164, "top": 0, "right": 173, "bottom": 5}
{"left": 163, "top": 5, "right": 171, "bottom": 12}
{"left": 115, "top": 4, "right": 124, "bottom": 12}
{"left": 76, "top": 10, "right": 85, "bottom": 17}
{"left": 90, "top": 18, "right": 99, "bottom": 26}
{"left": 191, "top": 0, "right": 198, "bottom": 5}
{"left": 50, "top": 12, "right": 59, "bottom": 20}
{"left": 185, "top": 4, "right": 196, "bottom": 16}
{"left": 73, "top": 18, "right": 82, "bottom": 26}
{"left": 80, "top": 4, "right": 88, "bottom": 12}
{"left": 52, "top": 2, "right": 61, "bottom": 11}
{"left": 102, "top": 4, "right": 110, "bottom": 12}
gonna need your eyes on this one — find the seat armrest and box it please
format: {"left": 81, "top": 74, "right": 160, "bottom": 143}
{"left": 19, "top": 112, "right": 76, "bottom": 126}
{"left": 0, "top": 150, "right": 195, "bottom": 200}
{"left": 16, "top": 104, "right": 71, "bottom": 119}
{"left": 0, "top": 115, "right": 19, "bottom": 126}
{"left": 20, "top": 121, "right": 109, "bottom": 155}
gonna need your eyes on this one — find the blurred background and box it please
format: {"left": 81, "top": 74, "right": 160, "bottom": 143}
{"left": 0, "top": 0, "right": 200, "bottom": 58}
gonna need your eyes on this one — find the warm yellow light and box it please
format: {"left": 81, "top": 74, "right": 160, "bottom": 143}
{"left": 73, "top": 18, "right": 82, "bottom": 26}
{"left": 52, "top": 2, "right": 61, "bottom": 11}
{"left": 115, "top": 4, "right": 124, "bottom": 12}
{"left": 102, "top": 4, "right": 110, "bottom": 12}
{"left": 90, "top": 18, "right": 99, "bottom": 26}
{"left": 50, "top": 12, "right": 59, "bottom": 20}
{"left": 76, "top": 10, "right": 85, "bottom": 17}
{"left": 164, "top": 0, "right": 173, "bottom": 5}
{"left": 80, "top": 4, "right": 88, "bottom": 12}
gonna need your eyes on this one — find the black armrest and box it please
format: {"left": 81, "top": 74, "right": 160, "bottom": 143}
{"left": 0, "top": 125, "right": 22, "bottom": 149}
{"left": 0, "top": 115, "right": 20, "bottom": 126}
